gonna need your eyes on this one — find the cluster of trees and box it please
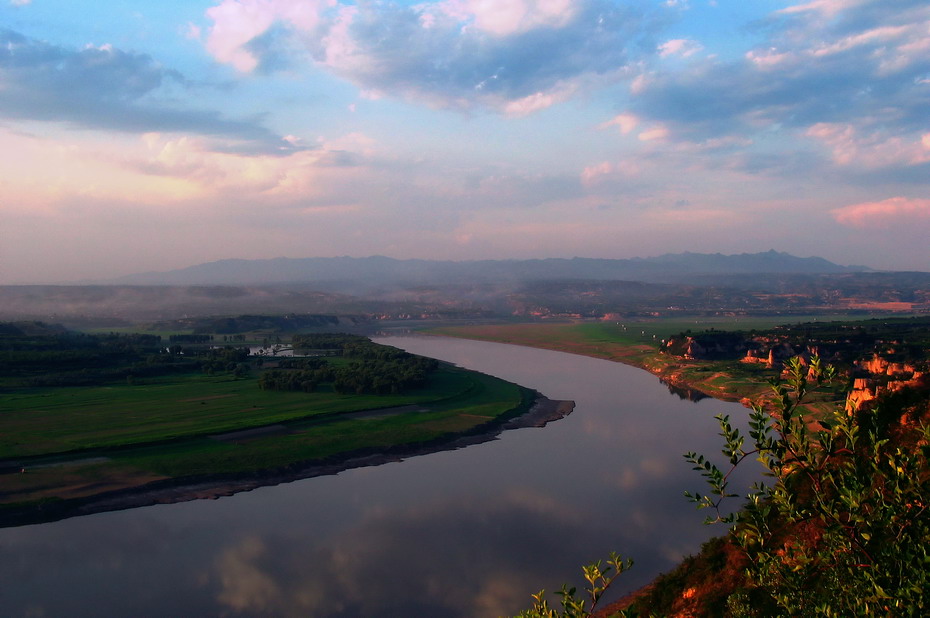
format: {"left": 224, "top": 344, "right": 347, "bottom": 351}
{"left": 258, "top": 337, "right": 439, "bottom": 396}
{"left": 291, "top": 333, "right": 367, "bottom": 352}
{"left": 198, "top": 346, "right": 251, "bottom": 377}
{"left": 168, "top": 334, "right": 213, "bottom": 343}
{"left": 0, "top": 323, "right": 258, "bottom": 387}
{"left": 1, "top": 327, "right": 172, "bottom": 386}
{"left": 319, "top": 336, "right": 440, "bottom": 395}
{"left": 331, "top": 357, "right": 437, "bottom": 395}
{"left": 257, "top": 358, "right": 333, "bottom": 393}
{"left": 2, "top": 323, "right": 440, "bottom": 394}
{"left": 188, "top": 314, "right": 343, "bottom": 334}
{"left": 341, "top": 339, "right": 422, "bottom": 361}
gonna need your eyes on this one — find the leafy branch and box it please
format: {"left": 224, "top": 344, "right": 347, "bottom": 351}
{"left": 515, "top": 552, "right": 633, "bottom": 618}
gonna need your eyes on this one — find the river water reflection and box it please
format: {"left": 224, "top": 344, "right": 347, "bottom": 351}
{"left": 0, "top": 336, "right": 754, "bottom": 617}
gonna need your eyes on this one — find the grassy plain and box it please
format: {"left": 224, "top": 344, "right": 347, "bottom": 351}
{"left": 430, "top": 319, "right": 844, "bottom": 405}
{"left": 0, "top": 369, "right": 474, "bottom": 459}
{"left": 0, "top": 366, "right": 531, "bottom": 514}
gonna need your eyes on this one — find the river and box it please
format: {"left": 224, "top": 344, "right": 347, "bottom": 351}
{"left": 0, "top": 336, "right": 753, "bottom": 617}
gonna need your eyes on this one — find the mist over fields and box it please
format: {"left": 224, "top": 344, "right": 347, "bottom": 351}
{"left": 3, "top": 252, "right": 927, "bottom": 325}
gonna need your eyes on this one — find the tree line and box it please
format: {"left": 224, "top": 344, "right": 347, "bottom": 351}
{"left": 258, "top": 337, "right": 439, "bottom": 395}
{"left": 0, "top": 323, "right": 251, "bottom": 387}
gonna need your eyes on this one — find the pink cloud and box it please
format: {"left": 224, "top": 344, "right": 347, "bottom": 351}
{"left": 599, "top": 113, "right": 639, "bottom": 135}
{"left": 773, "top": 6, "right": 930, "bottom": 77}
{"left": 580, "top": 159, "right": 641, "bottom": 185}
{"left": 806, "top": 122, "right": 857, "bottom": 164}
{"left": 205, "top": 0, "right": 334, "bottom": 72}
{"left": 638, "top": 126, "right": 669, "bottom": 142}
{"left": 319, "top": 4, "right": 358, "bottom": 68}
{"left": 777, "top": 0, "right": 867, "bottom": 17}
{"left": 580, "top": 161, "right": 613, "bottom": 185}
{"left": 200, "top": 0, "right": 632, "bottom": 115}
{"left": 502, "top": 84, "right": 575, "bottom": 116}
{"left": 438, "top": 0, "right": 575, "bottom": 36}
{"left": 658, "top": 38, "right": 703, "bottom": 58}
{"left": 806, "top": 123, "right": 930, "bottom": 168}
{"left": 831, "top": 197, "right": 930, "bottom": 227}
{"left": 134, "top": 132, "right": 382, "bottom": 201}
{"left": 630, "top": 73, "right": 652, "bottom": 95}
{"left": 0, "top": 128, "right": 212, "bottom": 211}
{"left": 745, "top": 48, "right": 795, "bottom": 69}
{"left": 812, "top": 24, "right": 910, "bottom": 57}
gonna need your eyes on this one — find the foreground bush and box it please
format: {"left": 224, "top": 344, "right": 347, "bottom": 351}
{"left": 517, "top": 356, "right": 930, "bottom": 616}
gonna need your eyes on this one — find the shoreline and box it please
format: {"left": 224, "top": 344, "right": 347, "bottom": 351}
{"left": 0, "top": 396, "right": 574, "bottom": 529}
{"left": 426, "top": 327, "right": 765, "bottom": 408}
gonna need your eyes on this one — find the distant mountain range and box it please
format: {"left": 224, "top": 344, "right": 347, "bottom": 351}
{"left": 108, "top": 251, "right": 868, "bottom": 288}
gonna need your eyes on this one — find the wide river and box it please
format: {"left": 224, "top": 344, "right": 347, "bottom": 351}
{"left": 0, "top": 336, "right": 753, "bottom": 617}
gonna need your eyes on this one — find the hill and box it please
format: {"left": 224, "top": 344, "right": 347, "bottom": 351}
{"left": 106, "top": 251, "right": 866, "bottom": 288}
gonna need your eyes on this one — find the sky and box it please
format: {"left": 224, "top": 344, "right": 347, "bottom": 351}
{"left": 1, "top": 0, "right": 929, "bottom": 283}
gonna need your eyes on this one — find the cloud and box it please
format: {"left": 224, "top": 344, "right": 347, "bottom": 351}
{"left": 435, "top": 0, "right": 578, "bottom": 37}
{"left": 581, "top": 161, "right": 616, "bottom": 185}
{"left": 777, "top": 0, "right": 868, "bottom": 18}
{"left": 501, "top": 84, "right": 576, "bottom": 116}
{"left": 628, "top": 0, "right": 930, "bottom": 154}
{"left": 806, "top": 122, "right": 930, "bottom": 168}
{"left": 0, "top": 30, "right": 169, "bottom": 103}
{"left": 0, "top": 125, "right": 374, "bottom": 220}
{"left": 638, "top": 125, "right": 669, "bottom": 141}
{"left": 658, "top": 38, "right": 702, "bottom": 58}
{"left": 581, "top": 159, "right": 646, "bottom": 186}
{"left": 600, "top": 112, "right": 639, "bottom": 135}
{"left": 318, "top": 0, "right": 652, "bottom": 112}
{"left": 831, "top": 196, "right": 930, "bottom": 227}
{"left": 205, "top": 0, "right": 335, "bottom": 72}
{"left": 214, "top": 537, "right": 282, "bottom": 613}
{"left": 0, "top": 128, "right": 205, "bottom": 212}
{"left": 0, "top": 29, "right": 291, "bottom": 150}
{"left": 201, "top": 0, "right": 654, "bottom": 113}
{"left": 128, "top": 131, "right": 383, "bottom": 203}
{"left": 206, "top": 493, "right": 588, "bottom": 617}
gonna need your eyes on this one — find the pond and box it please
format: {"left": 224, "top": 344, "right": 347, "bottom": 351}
{"left": 0, "top": 336, "right": 754, "bottom": 617}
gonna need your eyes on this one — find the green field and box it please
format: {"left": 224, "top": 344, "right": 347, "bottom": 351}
{"left": 434, "top": 315, "right": 863, "bottom": 351}
{"left": 0, "top": 365, "right": 532, "bottom": 513}
{"left": 0, "top": 368, "right": 478, "bottom": 458}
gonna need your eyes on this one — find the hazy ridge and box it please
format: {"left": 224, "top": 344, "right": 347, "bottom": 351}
{"left": 6, "top": 252, "right": 926, "bottom": 325}
{"left": 103, "top": 251, "right": 867, "bottom": 288}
